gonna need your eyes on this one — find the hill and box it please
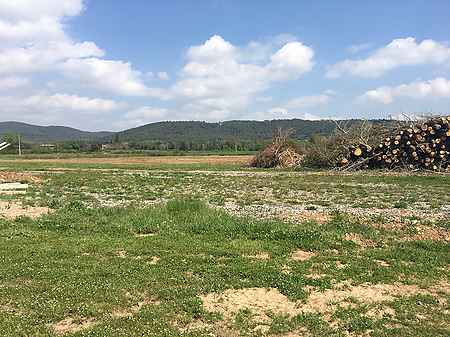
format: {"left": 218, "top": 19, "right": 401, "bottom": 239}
{"left": 116, "top": 119, "right": 393, "bottom": 143}
{"left": 1, "top": 119, "right": 395, "bottom": 146}
{"left": 0, "top": 122, "right": 113, "bottom": 143}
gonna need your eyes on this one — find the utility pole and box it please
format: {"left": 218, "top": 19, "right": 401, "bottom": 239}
{"left": 18, "top": 134, "right": 22, "bottom": 156}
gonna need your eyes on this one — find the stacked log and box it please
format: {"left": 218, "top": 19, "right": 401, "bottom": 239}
{"left": 340, "top": 116, "right": 450, "bottom": 171}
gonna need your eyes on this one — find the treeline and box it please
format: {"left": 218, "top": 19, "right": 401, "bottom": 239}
{"left": 1, "top": 119, "right": 400, "bottom": 154}
{"left": 115, "top": 119, "right": 340, "bottom": 143}
{"left": 123, "top": 139, "right": 265, "bottom": 151}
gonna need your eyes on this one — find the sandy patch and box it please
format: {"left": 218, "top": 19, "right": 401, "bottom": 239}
{"left": 243, "top": 252, "right": 270, "bottom": 260}
{"left": 303, "top": 282, "right": 425, "bottom": 314}
{"left": 298, "top": 210, "right": 330, "bottom": 223}
{"left": 306, "top": 273, "right": 327, "bottom": 280}
{"left": 366, "top": 306, "right": 396, "bottom": 319}
{"left": 406, "top": 225, "right": 450, "bottom": 242}
{"left": 176, "top": 320, "right": 214, "bottom": 334}
{"left": 200, "top": 281, "right": 449, "bottom": 326}
{"left": 290, "top": 249, "right": 315, "bottom": 262}
{"left": 282, "top": 328, "right": 310, "bottom": 337}
{"left": 281, "top": 264, "right": 292, "bottom": 275}
{"left": 112, "top": 297, "right": 160, "bottom": 319}
{"left": 134, "top": 232, "right": 157, "bottom": 238}
{"left": 0, "top": 183, "right": 28, "bottom": 195}
{"left": 344, "top": 233, "right": 375, "bottom": 248}
{"left": 148, "top": 256, "right": 160, "bottom": 265}
{"left": 374, "top": 259, "right": 390, "bottom": 267}
{"left": 0, "top": 172, "right": 42, "bottom": 184}
{"left": 115, "top": 250, "right": 127, "bottom": 258}
{"left": 0, "top": 201, "right": 52, "bottom": 219}
{"left": 200, "top": 288, "right": 301, "bottom": 323}
{"left": 52, "top": 317, "right": 96, "bottom": 335}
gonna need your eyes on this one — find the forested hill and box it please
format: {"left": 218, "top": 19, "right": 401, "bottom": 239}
{"left": 117, "top": 119, "right": 338, "bottom": 143}
{"left": 116, "top": 119, "right": 394, "bottom": 143}
{"left": 1, "top": 119, "right": 395, "bottom": 145}
{"left": 0, "top": 122, "right": 113, "bottom": 143}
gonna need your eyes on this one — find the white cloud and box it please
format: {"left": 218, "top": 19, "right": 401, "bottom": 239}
{"left": 61, "top": 58, "right": 169, "bottom": 98}
{"left": 242, "top": 109, "right": 323, "bottom": 121}
{"left": 267, "top": 42, "right": 315, "bottom": 81}
{"left": 0, "top": 93, "right": 121, "bottom": 125}
{"left": 243, "top": 93, "right": 332, "bottom": 121}
{"left": 157, "top": 71, "right": 169, "bottom": 80}
{"left": 248, "top": 93, "right": 332, "bottom": 121}
{"left": 0, "top": 0, "right": 104, "bottom": 76}
{"left": 284, "top": 94, "right": 330, "bottom": 109}
{"left": 238, "top": 34, "right": 297, "bottom": 63}
{"left": 0, "top": 0, "right": 164, "bottom": 100}
{"left": 0, "top": 93, "right": 122, "bottom": 128}
{"left": 171, "top": 35, "right": 314, "bottom": 120}
{"left": 0, "top": 17, "right": 65, "bottom": 44}
{"left": 268, "top": 107, "right": 289, "bottom": 116}
{"left": 0, "top": 0, "right": 83, "bottom": 21}
{"left": 0, "top": 0, "right": 318, "bottom": 127}
{"left": 328, "top": 37, "right": 450, "bottom": 78}
{"left": 20, "top": 94, "right": 121, "bottom": 112}
{"left": 0, "top": 41, "right": 103, "bottom": 74}
{"left": 0, "top": 76, "right": 29, "bottom": 90}
{"left": 115, "top": 106, "right": 168, "bottom": 129}
{"left": 255, "top": 96, "right": 273, "bottom": 102}
{"left": 359, "top": 77, "right": 450, "bottom": 104}
{"left": 347, "top": 43, "right": 372, "bottom": 54}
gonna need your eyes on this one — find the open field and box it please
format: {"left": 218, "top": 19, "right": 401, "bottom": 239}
{"left": 0, "top": 154, "right": 253, "bottom": 167}
{"left": 0, "top": 155, "right": 449, "bottom": 337}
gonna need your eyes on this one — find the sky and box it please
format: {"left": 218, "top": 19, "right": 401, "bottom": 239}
{"left": 0, "top": 0, "right": 450, "bottom": 131}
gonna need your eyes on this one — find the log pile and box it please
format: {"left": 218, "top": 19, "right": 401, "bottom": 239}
{"left": 340, "top": 116, "right": 450, "bottom": 171}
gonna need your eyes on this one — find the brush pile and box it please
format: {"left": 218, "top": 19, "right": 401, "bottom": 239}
{"left": 340, "top": 116, "right": 450, "bottom": 171}
{"left": 250, "top": 128, "right": 304, "bottom": 168}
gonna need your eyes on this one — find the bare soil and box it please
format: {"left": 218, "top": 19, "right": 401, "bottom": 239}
{"left": 52, "top": 317, "right": 96, "bottom": 336}
{"left": 0, "top": 201, "right": 52, "bottom": 219}
{"left": 0, "top": 155, "right": 253, "bottom": 166}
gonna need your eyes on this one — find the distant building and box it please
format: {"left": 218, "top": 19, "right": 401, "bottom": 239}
{"left": 101, "top": 143, "right": 129, "bottom": 151}
{"left": 40, "top": 144, "right": 56, "bottom": 149}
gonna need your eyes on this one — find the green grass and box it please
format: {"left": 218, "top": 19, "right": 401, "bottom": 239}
{"left": 0, "top": 198, "right": 449, "bottom": 336}
{"left": 0, "top": 162, "right": 449, "bottom": 336}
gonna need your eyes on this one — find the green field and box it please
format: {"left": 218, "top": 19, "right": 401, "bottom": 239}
{"left": 0, "top": 157, "right": 449, "bottom": 337}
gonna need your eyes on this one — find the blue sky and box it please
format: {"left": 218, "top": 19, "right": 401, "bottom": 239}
{"left": 1, "top": 0, "right": 450, "bottom": 130}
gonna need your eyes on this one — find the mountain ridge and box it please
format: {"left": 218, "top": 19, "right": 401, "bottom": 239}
{"left": 0, "top": 121, "right": 113, "bottom": 143}
{"left": 0, "top": 119, "right": 394, "bottom": 144}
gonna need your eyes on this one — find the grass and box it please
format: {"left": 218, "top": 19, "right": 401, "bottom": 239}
{"left": 0, "top": 158, "right": 449, "bottom": 336}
